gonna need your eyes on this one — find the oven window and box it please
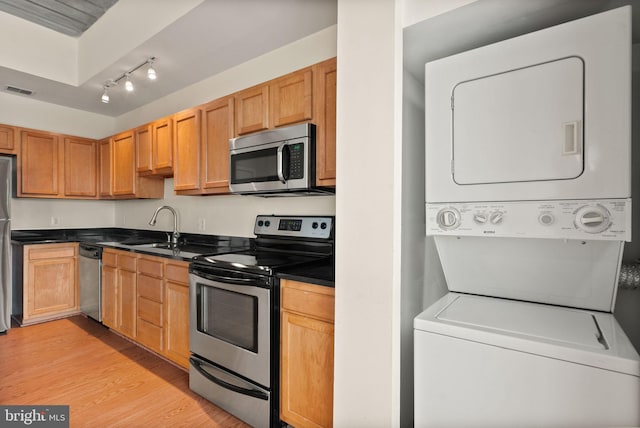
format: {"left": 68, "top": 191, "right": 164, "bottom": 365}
{"left": 230, "top": 147, "right": 278, "bottom": 184}
{"left": 197, "top": 284, "right": 258, "bottom": 352}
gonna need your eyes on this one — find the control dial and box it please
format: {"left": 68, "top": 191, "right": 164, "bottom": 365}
{"left": 575, "top": 205, "right": 611, "bottom": 234}
{"left": 437, "top": 207, "right": 461, "bottom": 230}
{"left": 489, "top": 210, "right": 504, "bottom": 225}
{"left": 473, "top": 212, "right": 488, "bottom": 225}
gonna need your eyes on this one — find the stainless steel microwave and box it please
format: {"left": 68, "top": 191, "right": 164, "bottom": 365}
{"left": 228, "top": 123, "right": 333, "bottom": 196}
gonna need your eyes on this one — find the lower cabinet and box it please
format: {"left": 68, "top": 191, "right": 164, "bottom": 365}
{"left": 22, "top": 243, "right": 79, "bottom": 325}
{"left": 101, "top": 249, "right": 190, "bottom": 369}
{"left": 101, "top": 248, "right": 137, "bottom": 339}
{"left": 280, "top": 279, "right": 335, "bottom": 428}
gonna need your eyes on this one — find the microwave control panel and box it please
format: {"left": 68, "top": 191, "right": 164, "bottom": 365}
{"left": 255, "top": 215, "right": 333, "bottom": 239}
{"left": 426, "top": 199, "right": 631, "bottom": 241}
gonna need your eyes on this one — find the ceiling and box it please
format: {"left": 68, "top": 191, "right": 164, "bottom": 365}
{"left": 0, "top": 0, "right": 338, "bottom": 117}
{"left": 0, "top": 0, "right": 118, "bottom": 37}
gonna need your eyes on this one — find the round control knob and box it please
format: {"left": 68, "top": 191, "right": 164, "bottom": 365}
{"left": 538, "top": 212, "right": 555, "bottom": 226}
{"left": 265, "top": 220, "right": 271, "bottom": 227}
{"left": 489, "top": 211, "right": 504, "bottom": 225}
{"left": 575, "top": 205, "right": 611, "bottom": 234}
{"left": 320, "top": 222, "right": 327, "bottom": 230}
{"left": 436, "top": 207, "right": 461, "bottom": 230}
{"left": 312, "top": 222, "right": 318, "bottom": 229}
{"left": 473, "top": 212, "right": 488, "bottom": 225}
{"left": 258, "top": 220, "right": 264, "bottom": 227}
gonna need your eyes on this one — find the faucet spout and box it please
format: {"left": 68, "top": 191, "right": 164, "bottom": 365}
{"left": 148, "top": 205, "right": 180, "bottom": 245}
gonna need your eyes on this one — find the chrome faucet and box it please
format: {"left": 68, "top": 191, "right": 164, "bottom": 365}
{"left": 148, "top": 205, "right": 180, "bottom": 246}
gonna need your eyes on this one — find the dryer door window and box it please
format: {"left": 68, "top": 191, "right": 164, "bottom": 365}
{"left": 452, "top": 56, "right": 584, "bottom": 185}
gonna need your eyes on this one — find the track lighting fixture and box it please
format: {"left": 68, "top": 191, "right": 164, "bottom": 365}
{"left": 99, "top": 56, "right": 157, "bottom": 104}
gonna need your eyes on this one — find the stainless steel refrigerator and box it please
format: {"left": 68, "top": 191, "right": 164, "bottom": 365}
{"left": 0, "top": 157, "right": 11, "bottom": 333}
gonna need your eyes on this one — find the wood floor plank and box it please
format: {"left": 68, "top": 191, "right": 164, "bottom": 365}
{"left": 0, "top": 316, "right": 250, "bottom": 427}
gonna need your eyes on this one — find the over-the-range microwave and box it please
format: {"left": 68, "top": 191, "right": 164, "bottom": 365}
{"left": 228, "top": 123, "right": 334, "bottom": 196}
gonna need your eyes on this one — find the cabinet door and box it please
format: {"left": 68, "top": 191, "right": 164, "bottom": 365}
{"left": 313, "top": 58, "right": 337, "bottom": 187}
{"left": 165, "top": 279, "right": 190, "bottom": 368}
{"left": 201, "top": 97, "right": 234, "bottom": 193}
{"left": 101, "top": 263, "right": 117, "bottom": 329}
{"left": 152, "top": 117, "right": 173, "bottom": 174}
{"left": 280, "top": 311, "right": 334, "bottom": 428}
{"left": 64, "top": 137, "right": 97, "bottom": 198}
{"left": 118, "top": 267, "right": 137, "bottom": 338}
{"left": 0, "top": 124, "right": 17, "bottom": 154}
{"left": 112, "top": 131, "right": 136, "bottom": 196}
{"left": 270, "top": 68, "right": 313, "bottom": 128}
{"left": 135, "top": 124, "right": 153, "bottom": 175}
{"left": 20, "top": 130, "right": 61, "bottom": 196}
{"left": 235, "top": 84, "right": 269, "bottom": 135}
{"left": 173, "top": 108, "right": 201, "bottom": 191}
{"left": 98, "top": 138, "right": 113, "bottom": 197}
{"left": 23, "top": 244, "right": 78, "bottom": 324}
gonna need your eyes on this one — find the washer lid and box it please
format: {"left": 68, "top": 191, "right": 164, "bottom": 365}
{"left": 415, "top": 293, "right": 640, "bottom": 377}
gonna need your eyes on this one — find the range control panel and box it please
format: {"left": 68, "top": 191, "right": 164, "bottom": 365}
{"left": 254, "top": 215, "right": 333, "bottom": 239}
{"left": 426, "top": 199, "right": 631, "bottom": 241}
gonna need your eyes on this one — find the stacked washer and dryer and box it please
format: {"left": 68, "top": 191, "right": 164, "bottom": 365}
{"left": 415, "top": 7, "right": 640, "bottom": 428}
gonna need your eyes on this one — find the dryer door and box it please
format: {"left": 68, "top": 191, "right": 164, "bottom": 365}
{"left": 452, "top": 57, "right": 584, "bottom": 185}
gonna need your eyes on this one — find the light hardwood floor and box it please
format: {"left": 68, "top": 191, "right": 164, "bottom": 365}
{"left": 0, "top": 316, "right": 250, "bottom": 427}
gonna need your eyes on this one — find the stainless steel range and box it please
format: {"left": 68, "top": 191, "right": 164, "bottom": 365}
{"left": 189, "top": 215, "right": 334, "bottom": 428}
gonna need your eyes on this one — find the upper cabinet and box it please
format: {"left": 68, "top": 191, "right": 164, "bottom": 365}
{"left": 313, "top": 58, "right": 337, "bottom": 187}
{"left": 136, "top": 118, "right": 173, "bottom": 177}
{"left": 64, "top": 137, "right": 97, "bottom": 198}
{"left": 235, "top": 84, "right": 269, "bottom": 136}
{"left": 270, "top": 68, "right": 313, "bottom": 128}
{"left": 0, "top": 124, "right": 18, "bottom": 155}
{"left": 173, "top": 108, "right": 202, "bottom": 192}
{"left": 18, "top": 130, "right": 62, "bottom": 197}
{"left": 100, "top": 131, "right": 164, "bottom": 199}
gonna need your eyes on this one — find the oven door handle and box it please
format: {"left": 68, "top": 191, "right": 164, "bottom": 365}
{"left": 190, "top": 357, "right": 269, "bottom": 401}
{"left": 192, "top": 269, "right": 269, "bottom": 286}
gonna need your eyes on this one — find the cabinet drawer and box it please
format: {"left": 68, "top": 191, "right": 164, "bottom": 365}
{"left": 117, "top": 253, "right": 137, "bottom": 271}
{"left": 138, "top": 296, "right": 162, "bottom": 326}
{"left": 165, "top": 261, "right": 189, "bottom": 284}
{"left": 27, "top": 244, "right": 76, "bottom": 260}
{"left": 281, "top": 280, "right": 335, "bottom": 323}
{"left": 102, "top": 251, "right": 117, "bottom": 267}
{"left": 138, "top": 256, "right": 163, "bottom": 278}
{"left": 138, "top": 274, "right": 163, "bottom": 302}
{"left": 137, "top": 318, "right": 163, "bottom": 352}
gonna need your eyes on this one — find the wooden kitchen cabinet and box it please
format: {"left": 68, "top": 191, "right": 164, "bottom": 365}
{"left": 135, "top": 124, "right": 153, "bottom": 175}
{"left": 137, "top": 255, "right": 164, "bottom": 353}
{"left": 235, "top": 84, "right": 269, "bottom": 136}
{"left": 270, "top": 67, "right": 313, "bottom": 128}
{"left": 173, "top": 108, "right": 201, "bottom": 192}
{"left": 313, "top": 57, "right": 337, "bottom": 187}
{"left": 280, "top": 279, "right": 335, "bottom": 428}
{"left": 22, "top": 243, "right": 79, "bottom": 326}
{"left": 0, "top": 124, "right": 18, "bottom": 154}
{"left": 99, "top": 132, "right": 164, "bottom": 199}
{"left": 64, "top": 136, "right": 98, "bottom": 198}
{"left": 19, "top": 129, "right": 62, "bottom": 197}
{"left": 102, "top": 248, "right": 137, "bottom": 339}
{"left": 164, "top": 260, "right": 190, "bottom": 368}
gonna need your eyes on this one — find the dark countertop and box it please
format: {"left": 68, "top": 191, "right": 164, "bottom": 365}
{"left": 12, "top": 228, "right": 251, "bottom": 262}
{"left": 12, "top": 228, "right": 335, "bottom": 285}
{"left": 277, "top": 258, "right": 335, "bottom": 287}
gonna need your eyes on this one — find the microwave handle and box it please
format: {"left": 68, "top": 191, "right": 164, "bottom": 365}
{"left": 277, "top": 144, "right": 290, "bottom": 183}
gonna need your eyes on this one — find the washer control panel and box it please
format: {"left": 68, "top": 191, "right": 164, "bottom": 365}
{"left": 427, "top": 199, "right": 631, "bottom": 241}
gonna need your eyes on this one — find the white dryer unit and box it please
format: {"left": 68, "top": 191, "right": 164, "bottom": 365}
{"left": 425, "top": 6, "right": 631, "bottom": 204}
{"left": 416, "top": 6, "right": 640, "bottom": 428}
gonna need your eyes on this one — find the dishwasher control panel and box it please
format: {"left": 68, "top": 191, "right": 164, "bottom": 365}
{"left": 426, "top": 199, "right": 631, "bottom": 241}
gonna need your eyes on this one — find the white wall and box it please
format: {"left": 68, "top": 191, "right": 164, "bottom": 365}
{"left": 334, "top": 0, "right": 401, "bottom": 426}
{"left": 11, "top": 197, "right": 115, "bottom": 230}
{"left": 115, "top": 179, "right": 335, "bottom": 238}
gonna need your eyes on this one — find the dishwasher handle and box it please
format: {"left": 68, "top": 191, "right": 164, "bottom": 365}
{"left": 79, "top": 244, "right": 102, "bottom": 259}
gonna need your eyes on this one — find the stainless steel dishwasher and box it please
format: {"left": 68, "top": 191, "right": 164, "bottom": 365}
{"left": 79, "top": 244, "right": 102, "bottom": 322}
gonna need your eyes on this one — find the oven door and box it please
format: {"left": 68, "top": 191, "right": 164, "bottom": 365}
{"left": 189, "top": 267, "right": 271, "bottom": 388}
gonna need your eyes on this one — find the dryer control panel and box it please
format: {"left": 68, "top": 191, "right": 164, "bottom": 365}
{"left": 426, "top": 199, "right": 631, "bottom": 241}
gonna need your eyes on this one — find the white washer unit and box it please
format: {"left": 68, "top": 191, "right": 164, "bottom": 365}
{"left": 416, "top": 6, "right": 640, "bottom": 428}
